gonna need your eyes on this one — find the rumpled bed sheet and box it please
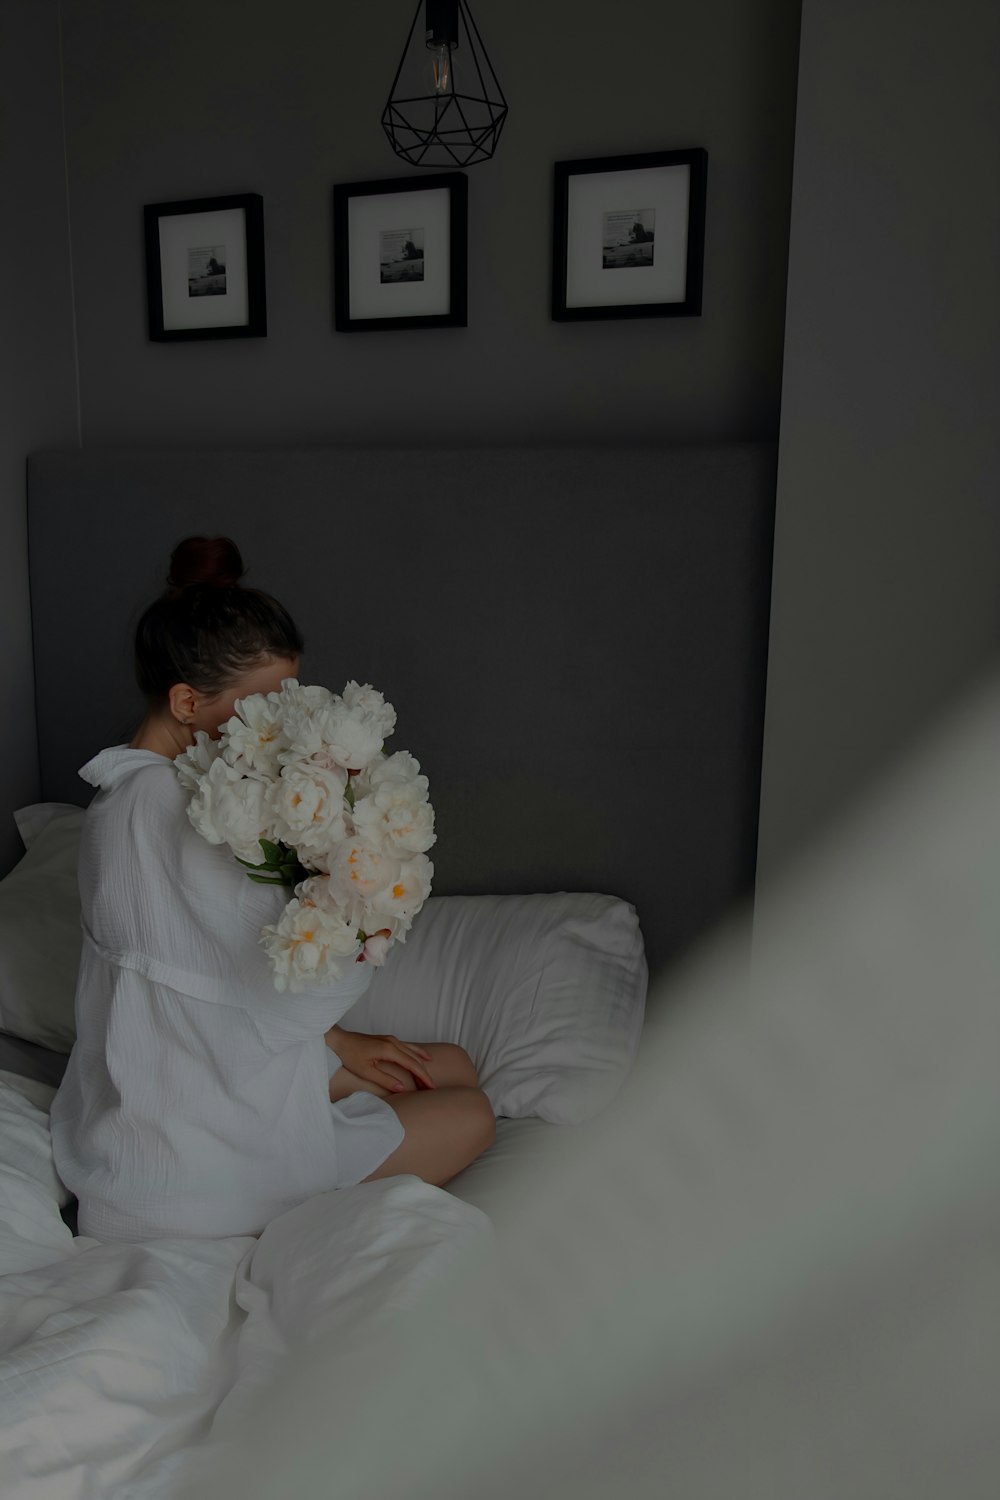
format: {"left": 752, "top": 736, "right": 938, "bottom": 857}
{"left": 0, "top": 1070, "right": 492, "bottom": 1499}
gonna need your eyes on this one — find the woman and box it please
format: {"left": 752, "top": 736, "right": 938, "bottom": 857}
{"left": 50, "top": 536, "right": 495, "bottom": 1241}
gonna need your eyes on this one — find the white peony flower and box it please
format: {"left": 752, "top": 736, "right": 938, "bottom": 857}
{"left": 267, "top": 761, "right": 349, "bottom": 852}
{"left": 187, "top": 758, "right": 276, "bottom": 864}
{"left": 352, "top": 780, "right": 436, "bottom": 856}
{"left": 221, "top": 692, "right": 291, "bottom": 778}
{"left": 277, "top": 704, "right": 345, "bottom": 776}
{"left": 368, "top": 750, "right": 426, "bottom": 792}
{"left": 276, "top": 689, "right": 395, "bottom": 779}
{"left": 215, "top": 780, "right": 278, "bottom": 865}
{"left": 313, "top": 700, "right": 388, "bottom": 772}
{"left": 271, "top": 679, "right": 335, "bottom": 713}
{"left": 277, "top": 700, "right": 375, "bottom": 776}
{"left": 259, "top": 879, "right": 362, "bottom": 992}
{"left": 341, "top": 681, "right": 397, "bottom": 740}
{"left": 360, "top": 853, "right": 434, "bottom": 941}
{"left": 326, "top": 836, "right": 402, "bottom": 926}
{"left": 175, "top": 730, "right": 224, "bottom": 793}
{"left": 186, "top": 757, "right": 242, "bottom": 846}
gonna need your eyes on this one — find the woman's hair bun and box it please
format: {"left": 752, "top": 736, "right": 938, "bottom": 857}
{"left": 166, "top": 535, "right": 244, "bottom": 593}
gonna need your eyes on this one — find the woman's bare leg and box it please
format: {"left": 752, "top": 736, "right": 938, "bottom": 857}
{"left": 328, "top": 1042, "right": 494, "bottom": 1186}
{"left": 362, "top": 1086, "right": 496, "bottom": 1187}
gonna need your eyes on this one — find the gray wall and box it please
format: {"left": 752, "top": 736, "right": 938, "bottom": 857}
{"left": 755, "top": 0, "right": 1000, "bottom": 887}
{"left": 2, "top": 0, "right": 800, "bottom": 881}
{"left": 57, "top": 0, "right": 800, "bottom": 446}
{"left": 0, "top": 0, "right": 79, "bottom": 875}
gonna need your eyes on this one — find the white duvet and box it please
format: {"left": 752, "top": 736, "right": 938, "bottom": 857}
{"left": 0, "top": 1069, "right": 493, "bottom": 1499}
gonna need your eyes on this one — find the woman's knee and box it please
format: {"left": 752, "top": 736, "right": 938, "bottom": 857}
{"left": 466, "top": 1086, "right": 496, "bottom": 1153}
{"left": 434, "top": 1043, "right": 479, "bottom": 1088}
{"left": 366, "top": 1085, "right": 496, "bottom": 1186}
{"left": 438, "top": 1084, "right": 495, "bottom": 1158}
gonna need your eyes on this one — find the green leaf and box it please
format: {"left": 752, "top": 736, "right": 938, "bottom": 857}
{"left": 235, "top": 854, "right": 269, "bottom": 870}
{"left": 246, "top": 872, "right": 287, "bottom": 885}
{"left": 259, "top": 839, "right": 283, "bottom": 865}
{"left": 344, "top": 782, "right": 356, "bottom": 810}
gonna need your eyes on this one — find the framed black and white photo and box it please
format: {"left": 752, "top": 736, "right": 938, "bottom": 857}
{"left": 333, "top": 173, "right": 467, "bottom": 331}
{"left": 144, "top": 193, "right": 266, "bottom": 341}
{"left": 552, "top": 149, "right": 707, "bottom": 321}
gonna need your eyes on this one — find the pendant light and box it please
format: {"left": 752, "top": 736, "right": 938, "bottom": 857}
{"left": 382, "top": 1, "right": 508, "bottom": 167}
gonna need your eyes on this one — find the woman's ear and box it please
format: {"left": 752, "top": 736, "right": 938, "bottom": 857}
{"left": 167, "top": 682, "right": 199, "bottom": 727}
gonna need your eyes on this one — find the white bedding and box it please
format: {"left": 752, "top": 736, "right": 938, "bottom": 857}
{"left": 0, "top": 1069, "right": 495, "bottom": 1498}
{"left": 0, "top": 818, "right": 646, "bottom": 1494}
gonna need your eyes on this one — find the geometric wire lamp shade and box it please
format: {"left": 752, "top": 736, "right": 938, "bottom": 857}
{"left": 382, "top": 0, "right": 508, "bottom": 167}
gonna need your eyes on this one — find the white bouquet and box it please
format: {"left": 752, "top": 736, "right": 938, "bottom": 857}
{"left": 175, "top": 680, "right": 435, "bottom": 992}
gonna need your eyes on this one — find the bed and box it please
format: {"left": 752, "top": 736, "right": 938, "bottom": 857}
{"left": 0, "top": 802, "right": 646, "bottom": 1496}
{"left": 0, "top": 442, "right": 775, "bottom": 1495}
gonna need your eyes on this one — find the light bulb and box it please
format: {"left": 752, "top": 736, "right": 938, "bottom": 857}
{"left": 430, "top": 42, "right": 451, "bottom": 93}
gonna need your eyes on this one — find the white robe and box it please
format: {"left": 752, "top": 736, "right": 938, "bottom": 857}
{"left": 50, "top": 746, "right": 404, "bottom": 1240}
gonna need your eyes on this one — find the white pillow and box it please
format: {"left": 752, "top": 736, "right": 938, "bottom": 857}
{"left": 343, "top": 893, "right": 647, "bottom": 1124}
{"left": 0, "top": 806, "right": 86, "bottom": 1053}
{"left": 14, "top": 801, "right": 88, "bottom": 851}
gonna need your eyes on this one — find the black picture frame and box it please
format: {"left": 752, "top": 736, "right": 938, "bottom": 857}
{"left": 552, "top": 149, "right": 707, "bottom": 322}
{"left": 333, "top": 172, "right": 468, "bottom": 332}
{"left": 144, "top": 192, "right": 267, "bottom": 341}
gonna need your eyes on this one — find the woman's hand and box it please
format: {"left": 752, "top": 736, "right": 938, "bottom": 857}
{"left": 326, "top": 1026, "right": 435, "bottom": 1092}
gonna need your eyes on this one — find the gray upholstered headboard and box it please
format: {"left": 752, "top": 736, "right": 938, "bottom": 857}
{"left": 26, "top": 444, "right": 776, "bottom": 981}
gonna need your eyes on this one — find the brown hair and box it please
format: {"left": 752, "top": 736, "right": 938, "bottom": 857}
{"left": 135, "top": 536, "right": 304, "bottom": 700}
